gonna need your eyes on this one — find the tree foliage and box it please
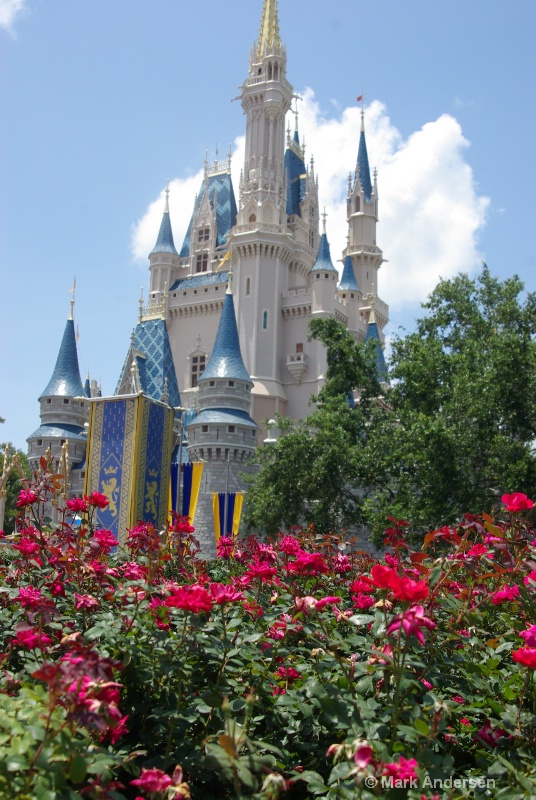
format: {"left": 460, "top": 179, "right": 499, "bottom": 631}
{"left": 0, "top": 443, "right": 29, "bottom": 534}
{"left": 366, "top": 266, "right": 536, "bottom": 536}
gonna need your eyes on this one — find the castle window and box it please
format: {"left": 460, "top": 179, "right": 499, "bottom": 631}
{"left": 296, "top": 343, "right": 303, "bottom": 353}
{"left": 245, "top": 276, "right": 251, "bottom": 296}
{"left": 316, "top": 274, "right": 320, "bottom": 279}
{"left": 47, "top": 399, "right": 52, "bottom": 404}
{"left": 228, "top": 381, "right": 235, "bottom": 387}
{"left": 249, "top": 213, "right": 256, "bottom": 223}
{"left": 355, "top": 197, "right": 360, "bottom": 212}
{"left": 37, "top": 439, "right": 42, "bottom": 446}
{"left": 191, "top": 354, "right": 206, "bottom": 388}
{"left": 63, "top": 398, "right": 69, "bottom": 404}
{"left": 61, "top": 439, "right": 66, "bottom": 445}
{"left": 196, "top": 253, "right": 208, "bottom": 273}
{"left": 81, "top": 472, "right": 85, "bottom": 479}
{"left": 228, "top": 425, "right": 236, "bottom": 434}
{"left": 351, "top": 293, "right": 355, "bottom": 299}
{"left": 197, "top": 227, "right": 210, "bottom": 242}
{"left": 202, "top": 425, "right": 209, "bottom": 433}
{"left": 209, "top": 381, "right": 215, "bottom": 387}
{"left": 262, "top": 310, "right": 268, "bottom": 330}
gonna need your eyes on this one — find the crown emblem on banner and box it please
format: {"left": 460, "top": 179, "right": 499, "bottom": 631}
{"left": 148, "top": 468, "right": 158, "bottom": 477}
{"left": 104, "top": 466, "right": 119, "bottom": 475}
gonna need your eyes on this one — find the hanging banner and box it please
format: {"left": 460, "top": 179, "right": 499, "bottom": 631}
{"left": 85, "top": 395, "right": 174, "bottom": 544}
{"left": 212, "top": 491, "right": 244, "bottom": 543}
{"left": 170, "top": 462, "right": 203, "bottom": 523}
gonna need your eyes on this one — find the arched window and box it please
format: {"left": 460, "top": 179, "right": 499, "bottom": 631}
{"left": 262, "top": 310, "right": 268, "bottom": 330}
{"left": 249, "top": 213, "right": 256, "bottom": 223}
{"left": 245, "top": 276, "right": 251, "bottom": 296}
{"left": 355, "top": 196, "right": 360, "bottom": 212}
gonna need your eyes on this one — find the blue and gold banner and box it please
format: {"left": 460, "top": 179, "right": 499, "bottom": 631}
{"left": 212, "top": 492, "right": 244, "bottom": 543}
{"left": 85, "top": 395, "right": 175, "bottom": 544}
{"left": 170, "top": 462, "right": 203, "bottom": 523}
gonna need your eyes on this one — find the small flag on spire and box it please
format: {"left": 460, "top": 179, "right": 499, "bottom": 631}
{"left": 356, "top": 95, "right": 363, "bottom": 102}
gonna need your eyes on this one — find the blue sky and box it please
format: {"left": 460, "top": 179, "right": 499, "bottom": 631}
{"left": 1, "top": 0, "right": 535, "bottom": 452}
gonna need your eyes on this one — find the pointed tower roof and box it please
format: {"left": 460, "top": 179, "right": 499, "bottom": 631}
{"left": 84, "top": 373, "right": 91, "bottom": 398}
{"left": 115, "top": 317, "right": 181, "bottom": 409}
{"left": 284, "top": 129, "right": 307, "bottom": 216}
{"left": 150, "top": 188, "right": 178, "bottom": 256}
{"left": 40, "top": 318, "right": 85, "bottom": 399}
{"left": 365, "top": 300, "right": 388, "bottom": 382}
{"left": 338, "top": 254, "right": 360, "bottom": 292}
{"left": 199, "top": 286, "right": 251, "bottom": 383}
{"left": 311, "top": 231, "right": 337, "bottom": 273}
{"left": 257, "top": 0, "right": 281, "bottom": 54}
{"left": 357, "top": 112, "right": 373, "bottom": 202}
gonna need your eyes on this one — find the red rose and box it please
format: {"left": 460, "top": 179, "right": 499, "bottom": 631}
{"left": 501, "top": 492, "right": 534, "bottom": 512}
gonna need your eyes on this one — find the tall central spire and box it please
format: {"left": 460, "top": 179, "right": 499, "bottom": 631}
{"left": 257, "top": 0, "right": 281, "bottom": 55}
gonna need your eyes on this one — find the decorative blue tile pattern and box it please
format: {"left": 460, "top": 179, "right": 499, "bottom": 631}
{"left": 192, "top": 408, "right": 258, "bottom": 428}
{"left": 39, "top": 319, "right": 85, "bottom": 399}
{"left": 27, "top": 423, "right": 87, "bottom": 442}
{"left": 180, "top": 172, "right": 237, "bottom": 257}
{"left": 365, "top": 321, "right": 388, "bottom": 381}
{"left": 130, "top": 319, "right": 181, "bottom": 408}
{"left": 199, "top": 292, "right": 251, "bottom": 383}
{"left": 284, "top": 134, "right": 307, "bottom": 216}
{"left": 150, "top": 210, "right": 178, "bottom": 256}
{"left": 311, "top": 232, "right": 337, "bottom": 272}
{"left": 357, "top": 129, "right": 373, "bottom": 202}
{"left": 170, "top": 271, "right": 229, "bottom": 291}
{"left": 338, "top": 254, "right": 360, "bottom": 292}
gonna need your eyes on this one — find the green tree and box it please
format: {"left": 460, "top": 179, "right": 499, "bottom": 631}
{"left": 0, "top": 443, "right": 30, "bottom": 534}
{"left": 244, "top": 317, "right": 384, "bottom": 535}
{"left": 365, "top": 266, "right": 536, "bottom": 536}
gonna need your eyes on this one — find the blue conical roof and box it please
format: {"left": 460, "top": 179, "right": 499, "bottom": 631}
{"left": 200, "top": 291, "right": 251, "bottom": 383}
{"left": 40, "top": 319, "right": 84, "bottom": 399}
{"left": 150, "top": 208, "right": 178, "bottom": 256}
{"left": 357, "top": 126, "right": 372, "bottom": 202}
{"left": 365, "top": 319, "right": 388, "bottom": 382}
{"left": 338, "top": 254, "right": 360, "bottom": 292}
{"left": 311, "top": 232, "right": 337, "bottom": 272}
{"left": 84, "top": 374, "right": 91, "bottom": 398}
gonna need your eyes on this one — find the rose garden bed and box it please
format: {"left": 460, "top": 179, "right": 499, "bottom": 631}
{"left": 0, "top": 467, "right": 535, "bottom": 799}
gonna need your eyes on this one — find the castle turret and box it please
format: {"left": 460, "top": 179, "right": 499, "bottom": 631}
{"left": 310, "top": 214, "right": 338, "bottom": 316}
{"left": 187, "top": 276, "right": 258, "bottom": 554}
{"left": 27, "top": 290, "right": 88, "bottom": 497}
{"left": 364, "top": 295, "right": 388, "bottom": 385}
{"left": 149, "top": 185, "right": 181, "bottom": 301}
{"left": 346, "top": 108, "right": 389, "bottom": 340}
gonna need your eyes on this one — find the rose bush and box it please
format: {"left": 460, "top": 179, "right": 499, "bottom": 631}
{"left": 0, "top": 464, "right": 535, "bottom": 799}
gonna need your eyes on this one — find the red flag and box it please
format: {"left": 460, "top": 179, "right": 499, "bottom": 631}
{"left": 356, "top": 95, "right": 363, "bottom": 102}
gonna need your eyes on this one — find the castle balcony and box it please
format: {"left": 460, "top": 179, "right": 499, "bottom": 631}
{"left": 286, "top": 352, "right": 308, "bottom": 385}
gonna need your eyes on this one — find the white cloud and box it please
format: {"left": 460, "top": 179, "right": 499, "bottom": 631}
{"left": 0, "top": 0, "right": 26, "bottom": 33}
{"left": 132, "top": 91, "right": 489, "bottom": 312}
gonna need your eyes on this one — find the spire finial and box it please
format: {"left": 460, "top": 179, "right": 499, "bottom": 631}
{"left": 257, "top": 0, "right": 281, "bottom": 55}
{"left": 226, "top": 268, "right": 233, "bottom": 295}
{"left": 293, "top": 96, "right": 299, "bottom": 132}
{"left": 68, "top": 274, "right": 76, "bottom": 320}
{"left": 165, "top": 180, "right": 170, "bottom": 213}
{"left": 321, "top": 207, "right": 327, "bottom": 234}
{"left": 138, "top": 287, "right": 144, "bottom": 323}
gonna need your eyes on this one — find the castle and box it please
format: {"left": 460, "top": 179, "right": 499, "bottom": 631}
{"left": 27, "top": 0, "right": 389, "bottom": 553}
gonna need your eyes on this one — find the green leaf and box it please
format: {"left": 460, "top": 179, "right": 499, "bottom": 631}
{"left": 69, "top": 753, "right": 87, "bottom": 784}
